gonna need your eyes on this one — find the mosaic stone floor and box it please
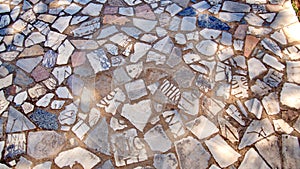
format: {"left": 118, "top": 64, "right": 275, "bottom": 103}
{"left": 0, "top": 0, "right": 299, "bottom": 168}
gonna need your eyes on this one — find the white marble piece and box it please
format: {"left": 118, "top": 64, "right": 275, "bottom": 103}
{"left": 119, "top": 7, "right": 134, "bottom": 16}
{"left": 153, "top": 36, "right": 174, "bottom": 54}
{"left": 282, "top": 135, "right": 300, "bottom": 169}
{"left": 248, "top": 58, "right": 267, "bottom": 80}
{"left": 97, "top": 88, "right": 126, "bottom": 115}
{"left": 175, "top": 33, "right": 186, "bottom": 44}
{"left": 64, "top": 3, "right": 81, "bottom": 15}
{"left": 262, "top": 92, "right": 280, "bottom": 115}
{"left": 166, "top": 3, "right": 182, "bottom": 16}
{"left": 15, "top": 156, "right": 32, "bottom": 169}
{"left": 196, "top": 40, "right": 218, "bottom": 56}
{"left": 44, "top": 31, "right": 67, "bottom": 50}
{"left": 52, "top": 66, "right": 72, "bottom": 85}
{"left": 221, "top": 32, "right": 232, "bottom": 45}
{"left": 13, "top": 91, "right": 28, "bottom": 106}
{"left": 244, "top": 98, "right": 263, "bottom": 119}
{"left": 175, "top": 136, "right": 211, "bottom": 169}
{"left": 222, "top": 1, "right": 250, "bottom": 12}
{"left": 130, "top": 42, "right": 151, "bottom": 63}
{"left": 71, "top": 16, "right": 89, "bottom": 25}
{"left": 87, "top": 48, "right": 111, "bottom": 73}
{"left": 126, "top": 62, "right": 143, "bottom": 79}
{"left": 273, "top": 119, "right": 293, "bottom": 134}
{"left": 25, "top": 32, "right": 45, "bottom": 47}
{"left": 192, "top": 1, "right": 210, "bottom": 12}
{"left": 205, "top": 135, "right": 241, "bottom": 168}
{"left": 98, "top": 26, "right": 118, "bottom": 39}
{"left": 255, "top": 136, "right": 282, "bottom": 169}
{"left": 247, "top": 26, "right": 272, "bottom": 37}
{"left": 238, "top": 148, "right": 270, "bottom": 169}
{"left": 55, "top": 147, "right": 101, "bottom": 169}
{"left": 33, "top": 162, "right": 52, "bottom": 169}
{"left": 133, "top": 18, "right": 157, "bottom": 32}
{"left": 259, "top": 13, "right": 276, "bottom": 22}
{"left": 72, "top": 18, "right": 101, "bottom": 38}
{"left": 36, "top": 93, "right": 54, "bottom": 107}
{"left": 153, "top": 153, "right": 178, "bottom": 169}
{"left": 56, "top": 40, "right": 74, "bottom": 65}
{"left": 226, "top": 104, "right": 245, "bottom": 126}
{"left": 55, "top": 86, "right": 73, "bottom": 99}
{"left": 162, "top": 110, "right": 186, "bottom": 138}
{"left": 6, "top": 106, "right": 36, "bottom": 133}
{"left": 217, "top": 47, "right": 234, "bottom": 61}
{"left": 51, "top": 100, "right": 65, "bottom": 110}
{"left": 244, "top": 13, "right": 264, "bottom": 26}
{"left": 270, "top": 8, "right": 298, "bottom": 29}
{"left": 121, "top": 99, "right": 152, "bottom": 132}
{"left": 110, "top": 116, "right": 127, "bottom": 131}
{"left": 283, "top": 22, "right": 300, "bottom": 43}
{"left": 81, "top": 3, "right": 103, "bottom": 16}
{"left": 200, "top": 28, "right": 221, "bottom": 39}
{"left": 125, "top": 79, "right": 147, "bottom": 100}
{"left": 22, "top": 102, "right": 34, "bottom": 114}
{"left": 169, "top": 16, "right": 181, "bottom": 31}
{"left": 286, "top": 61, "right": 300, "bottom": 84}
{"left": 218, "top": 117, "right": 239, "bottom": 143}
{"left": 146, "top": 51, "right": 166, "bottom": 65}
{"left": 219, "top": 12, "right": 245, "bottom": 22}
{"left": 261, "top": 38, "right": 282, "bottom": 58}
{"left": 58, "top": 103, "right": 78, "bottom": 125}
{"left": 52, "top": 16, "right": 72, "bottom": 33}
{"left": 28, "top": 84, "right": 47, "bottom": 99}
{"left": 144, "top": 124, "right": 172, "bottom": 152}
{"left": 0, "top": 4, "right": 10, "bottom": 13}
{"left": 271, "top": 29, "right": 287, "bottom": 45}
{"left": 239, "top": 118, "right": 274, "bottom": 149}
{"left": 280, "top": 83, "right": 300, "bottom": 109}
{"left": 12, "top": 19, "right": 26, "bottom": 32}
{"left": 72, "top": 120, "right": 90, "bottom": 140}
{"left": 178, "top": 90, "right": 199, "bottom": 115}
{"left": 181, "top": 16, "right": 196, "bottom": 31}
{"left": 0, "top": 90, "right": 9, "bottom": 115}
{"left": 186, "top": 116, "right": 219, "bottom": 140}
{"left": 263, "top": 54, "right": 285, "bottom": 71}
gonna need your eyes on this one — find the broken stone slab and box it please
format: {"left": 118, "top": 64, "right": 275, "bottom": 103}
{"left": 197, "top": 14, "right": 230, "bottom": 31}
{"left": 186, "top": 115, "right": 219, "bottom": 140}
{"left": 175, "top": 136, "right": 211, "bottom": 169}
{"left": 222, "top": 1, "right": 250, "bottom": 12}
{"left": 238, "top": 148, "right": 270, "bottom": 169}
{"left": 133, "top": 18, "right": 157, "bottom": 32}
{"left": 55, "top": 147, "right": 101, "bottom": 169}
{"left": 144, "top": 124, "right": 172, "bottom": 152}
{"left": 125, "top": 79, "right": 148, "bottom": 101}
{"left": 244, "top": 98, "right": 263, "bottom": 119}
{"left": 72, "top": 18, "right": 101, "bottom": 37}
{"left": 255, "top": 135, "right": 282, "bottom": 169}
{"left": 27, "top": 131, "right": 65, "bottom": 159}
{"left": 6, "top": 106, "right": 36, "bottom": 133}
{"left": 205, "top": 134, "right": 241, "bottom": 168}
{"left": 262, "top": 92, "right": 280, "bottom": 115}
{"left": 29, "top": 109, "right": 58, "bottom": 130}
{"left": 71, "top": 120, "right": 90, "bottom": 140}
{"left": 273, "top": 119, "right": 293, "bottom": 134}
{"left": 280, "top": 83, "right": 300, "bottom": 109}
{"left": 87, "top": 48, "right": 111, "bottom": 74}
{"left": 153, "top": 153, "right": 178, "bottom": 169}
{"left": 52, "top": 16, "right": 72, "bottom": 33}
{"left": 282, "top": 134, "right": 300, "bottom": 169}
{"left": 286, "top": 61, "right": 300, "bottom": 84}
{"left": 239, "top": 118, "right": 274, "bottom": 149}
{"left": 57, "top": 39, "right": 74, "bottom": 65}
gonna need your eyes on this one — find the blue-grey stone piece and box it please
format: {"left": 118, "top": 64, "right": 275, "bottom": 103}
{"left": 197, "top": 14, "right": 230, "bottom": 31}
{"left": 14, "top": 69, "right": 34, "bottom": 86}
{"left": 29, "top": 109, "right": 59, "bottom": 130}
{"left": 178, "top": 7, "right": 196, "bottom": 16}
{"left": 67, "top": 75, "right": 84, "bottom": 96}
{"left": 42, "top": 50, "right": 58, "bottom": 68}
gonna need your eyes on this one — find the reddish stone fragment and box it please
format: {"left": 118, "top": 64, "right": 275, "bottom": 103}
{"left": 234, "top": 25, "right": 248, "bottom": 40}
{"left": 244, "top": 35, "right": 260, "bottom": 57}
{"left": 31, "top": 66, "right": 50, "bottom": 82}
{"left": 135, "top": 4, "right": 156, "bottom": 20}
{"left": 103, "top": 6, "right": 118, "bottom": 15}
{"left": 71, "top": 51, "right": 86, "bottom": 67}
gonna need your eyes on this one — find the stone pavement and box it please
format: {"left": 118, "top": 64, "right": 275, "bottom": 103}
{"left": 0, "top": 0, "right": 299, "bottom": 168}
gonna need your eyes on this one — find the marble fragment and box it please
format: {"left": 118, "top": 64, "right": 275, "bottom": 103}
{"left": 186, "top": 116, "right": 219, "bottom": 139}
{"left": 6, "top": 106, "right": 36, "bottom": 133}
{"left": 144, "top": 125, "right": 172, "bottom": 152}
{"left": 239, "top": 148, "right": 270, "bottom": 169}
{"left": 197, "top": 14, "right": 230, "bottom": 30}
{"left": 222, "top": 1, "right": 250, "bottom": 12}
{"left": 153, "top": 153, "right": 178, "bottom": 169}
{"left": 280, "top": 83, "right": 300, "bottom": 109}
{"left": 81, "top": 3, "right": 103, "bottom": 16}
{"left": 52, "top": 16, "right": 71, "bottom": 33}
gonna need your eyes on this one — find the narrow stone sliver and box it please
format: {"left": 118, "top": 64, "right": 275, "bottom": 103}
{"left": 0, "top": 0, "right": 299, "bottom": 168}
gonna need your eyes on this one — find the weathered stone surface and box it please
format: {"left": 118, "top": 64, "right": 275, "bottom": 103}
{"left": 29, "top": 109, "right": 58, "bottom": 130}
{"left": 27, "top": 131, "right": 65, "bottom": 159}
{"left": 144, "top": 125, "right": 172, "bottom": 152}
{"left": 280, "top": 83, "right": 300, "bottom": 109}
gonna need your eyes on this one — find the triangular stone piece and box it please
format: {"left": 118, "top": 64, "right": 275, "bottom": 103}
{"left": 6, "top": 106, "right": 36, "bottom": 133}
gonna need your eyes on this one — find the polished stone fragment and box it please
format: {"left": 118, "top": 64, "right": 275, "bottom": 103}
{"left": 64, "top": 3, "right": 82, "bottom": 15}
{"left": 175, "top": 136, "right": 211, "bottom": 169}
{"left": 52, "top": 66, "right": 72, "bottom": 85}
{"left": 192, "top": 1, "right": 210, "bottom": 12}
{"left": 87, "top": 49, "right": 111, "bottom": 74}
{"left": 197, "top": 14, "right": 230, "bottom": 30}
{"left": 166, "top": 3, "right": 182, "bottom": 16}
{"left": 125, "top": 79, "right": 147, "bottom": 100}
{"left": 239, "top": 118, "right": 274, "bottom": 149}
{"left": 270, "top": 9, "right": 298, "bottom": 29}
{"left": 6, "top": 106, "right": 36, "bottom": 133}
{"left": 133, "top": 18, "right": 157, "bottom": 32}
{"left": 71, "top": 120, "right": 90, "bottom": 140}
{"left": 248, "top": 58, "right": 267, "bottom": 80}
{"left": 31, "top": 66, "right": 49, "bottom": 82}
{"left": 57, "top": 39, "right": 74, "bottom": 65}
{"left": 162, "top": 110, "right": 186, "bottom": 137}
{"left": 261, "top": 38, "right": 282, "bottom": 58}
{"left": 58, "top": 103, "right": 78, "bottom": 125}
{"left": 14, "top": 91, "right": 27, "bottom": 106}
{"left": 181, "top": 17, "right": 197, "bottom": 31}
{"left": 27, "top": 131, "right": 65, "bottom": 159}
{"left": 81, "top": 3, "right": 103, "bottom": 16}
{"left": 168, "top": 16, "right": 181, "bottom": 31}
{"left": 111, "top": 129, "right": 147, "bottom": 166}
{"left": 25, "top": 32, "right": 45, "bottom": 47}
{"left": 231, "top": 75, "right": 249, "bottom": 98}
{"left": 282, "top": 135, "right": 300, "bottom": 169}
{"left": 280, "top": 83, "right": 300, "bottom": 109}
{"left": 244, "top": 35, "right": 260, "bottom": 57}
{"left": 263, "top": 54, "right": 284, "bottom": 71}
{"left": 244, "top": 13, "right": 264, "bottom": 26}
{"left": 19, "top": 45, "right": 44, "bottom": 57}
{"left": 271, "top": 29, "right": 287, "bottom": 45}
{"left": 262, "top": 92, "right": 280, "bottom": 115}
{"left": 72, "top": 18, "right": 101, "bottom": 37}
{"left": 55, "top": 86, "right": 73, "bottom": 99}
{"left": 16, "top": 56, "right": 42, "bottom": 73}
{"left": 153, "top": 153, "right": 178, "bottom": 169}
{"left": 0, "top": 15, "right": 10, "bottom": 29}
{"left": 239, "top": 148, "right": 270, "bottom": 169}
{"left": 130, "top": 42, "right": 151, "bottom": 63}
{"left": 273, "top": 119, "right": 293, "bottom": 134}
{"left": 55, "top": 147, "right": 101, "bottom": 169}
{"left": 43, "top": 50, "right": 58, "bottom": 68}
{"left": 186, "top": 116, "right": 219, "bottom": 139}
{"left": 226, "top": 104, "right": 245, "bottom": 126}
{"left": 286, "top": 61, "right": 300, "bottom": 84}
{"left": 196, "top": 40, "right": 218, "bottom": 56}
{"left": 205, "top": 135, "right": 241, "bottom": 168}
{"left": 29, "top": 109, "right": 58, "bottom": 130}
{"left": 244, "top": 98, "right": 263, "bottom": 119}
{"left": 121, "top": 99, "right": 152, "bottom": 131}
{"left": 97, "top": 88, "right": 125, "bottom": 115}
{"left": 218, "top": 117, "right": 239, "bottom": 143}
{"left": 0, "top": 4, "right": 10, "bottom": 13}
{"left": 0, "top": 91, "right": 9, "bottom": 114}
{"left": 52, "top": 16, "right": 71, "bottom": 33}
{"left": 5, "top": 133, "right": 26, "bottom": 159}
{"left": 144, "top": 125, "right": 172, "bottom": 152}
{"left": 178, "top": 7, "right": 196, "bottom": 16}
{"left": 222, "top": 1, "right": 250, "bottom": 12}
{"left": 153, "top": 36, "right": 174, "bottom": 54}
{"left": 15, "top": 156, "right": 32, "bottom": 169}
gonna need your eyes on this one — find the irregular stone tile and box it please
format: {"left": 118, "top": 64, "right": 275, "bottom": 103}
{"left": 178, "top": 6, "right": 196, "bottom": 16}
{"left": 168, "top": 16, "right": 181, "bottom": 31}
{"left": 247, "top": 26, "right": 272, "bottom": 37}
{"left": 144, "top": 124, "right": 172, "bottom": 152}
{"left": 255, "top": 136, "right": 281, "bottom": 169}
{"left": 244, "top": 35, "right": 260, "bottom": 57}
{"left": 52, "top": 66, "right": 72, "bottom": 85}
{"left": 52, "top": 16, "right": 72, "bottom": 33}
{"left": 0, "top": 73, "right": 12, "bottom": 90}
{"left": 55, "top": 147, "right": 101, "bottom": 169}
{"left": 71, "top": 40, "right": 99, "bottom": 50}
{"left": 186, "top": 115, "right": 219, "bottom": 139}
{"left": 55, "top": 86, "right": 73, "bottom": 99}
{"left": 29, "top": 109, "right": 58, "bottom": 130}
{"left": 64, "top": 3, "right": 82, "bottom": 15}
{"left": 15, "top": 156, "right": 32, "bottom": 169}
{"left": 0, "top": 90, "right": 9, "bottom": 114}
{"left": 239, "top": 148, "right": 270, "bottom": 169}
{"left": 226, "top": 104, "right": 245, "bottom": 126}
{"left": 72, "top": 18, "right": 101, "bottom": 37}
{"left": 248, "top": 58, "right": 267, "bottom": 80}
{"left": 130, "top": 42, "right": 151, "bottom": 63}
{"left": 175, "top": 136, "right": 211, "bottom": 169}
{"left": 172, "top": 0, "right": 190, "bottom": 8}
{"left": 81, "top": 3, "right": 103, "bottom": 16}
{"left": 244, "top": 98, "right": 263, "bottom": 119}
{"left": 33, "top": 162, "right": 52, "bottom": 169}
{"left": 71, "top": 52, "right": 86, "bottom": 67}
{"left": 217, "top": 47, "right": 234, "bottom": 61}
{"left": 162, "top": 110, "right": 186, "bottom": 138}
{"left": 27, "top": 131, "right": 65, "bottom": 159}
{"left": 133, "top": 18, "right": 157, "bottom": 32}
{"left": 218, "top": 117, "right": 239, "bottom": 143}
{"left": 280, "top": 83, "right": 300, "bottom": 109}
{"left": 273, "top": 119, "right": 293, "bottom": 134}
{"left": 192, "top": 1, "right": 210, "bottom": 12}
{"left": 58, "top": 103, "right": 78, "bottom": 125}
{"left": 121, "top": 99, "right": 152, "bottom": 132}
{"left": 205, "top": 135, "right": 241, "bottom": 168}
{"left": 124, "top": 0, "right": 142, "bottom": 5}
{"left": 153, "top": 36, "right": 174, "bottom": 54}
{"left": 282, "top": 134, "right": 300, "bottom": 169}
{"left": 97, "top": 160, "right": 114, "bottom": 169}
{"left": 166, "top": 3, "right": 182, "bottom": 16}
{"left": 263, "top": 69, "right": 283, "bottom": 88}
{"left": 244, "top": 13, "right": 264, "bottom": 26}
{"left": 196, "top": 40, "right": 218, "bottom": 56}
{"left": 25, "top": 32, "right": 45, "bottom": 47}
{"left": 28, "top": 84, "right": 47, "bottom": 99}
{"left": 239, "top": 118, "right": 274, "bottom": 149}
{"left": 0, "top": 15, "right": 11, "bottom": 29}
{"left": 0, "top": 4, "right": 10, "bottom": 13}
{"left": 271, "top": 29, "right": 287, "bottom": 45}
{"left": 5, "top": 133, "right": 26, "bottom": 159}
{"left": 221, "top": 32, "right": 232, "bottom": 45}
{"left": 70, "top": 16, "right": 89, "bottom": 25}
{"left": 119, "top": 7, "right": 134, "bottom": 16}
{"left": 86, "top": 48, "right": 111, "bottom": 74}
{"left": 97, "top": 88, "right": 126, "bottom": 115}
{"left": 261, "top": 38, "right": 282, "bottom": 58}
{"left": 57, "top": 39, "right": 74, "bottom": 65}
{"left": 36, "top": 93, "right": 54, "bottom": 107}
{"left": 103, "top": 15, "right": 130, "bottom": 25}
{"left": 146, "top": 51, "right": 166, "bottom": 65}
{"left": 262, "top": 92, "right": 280, "bottom": 115}
{"left": 135, "top": 4, "right": 156, "bottom": 19}
{"left": 6, "top": 106, "right": 36, "bottom": 133}
{"left": 71, "top": 120, "right": 90, "bottom": 140}
{"left": 0, "top": 51, "right": 19, "bottom": 61}
{"left": 13, "top": 33, "right": 25, "bottom": 47}
{"left": 286, "top": 61, "right": 300, "bottom": 84}
{"left": 125, "top": 79, "right": 147, "bottom": 100}
{"left": 31, "top": 66, "right": 50, "bottom": 82}
{"left": 113, "top": 67, "right": 131, "bottom": 85}
{"left": 51, "top": 100, "right": 65, "bottom": 110}
{"left": 222, "top": 1, "right": 250, "bottom": 12}
{"left": 270, "top": 9, "right": 298, "bottom": 29}
{"left": 110, "top": 116, "right": 127, "bottom": 131}
{"left": 262, "top": 54, "right": 284, "bottom": 71}
{"left": 74, "top": 0, "right": 91, "bottom": 5}
{"left": 111, "top": 129, "right": 147, "bottom": 166}
{"left": 19, "top": 45, "right": 44, "bottom": 57}
{"left": 200, "top": 28, "right": 221, "bottom": 39}
{"left": 121, "top": 27, "right": 142, "bottom": 39}
{"left": 33, "top": 1, "right": 48, "bottom": 13}
{"left": 234, "top": 25, "right": 248, "bottom": 40}
{"left": 231, "top": 75, "right": 249, "bottom": 98}
{"left": 16, "top": 56, "right": 42, "bottom": 73}
{"left": 126, "top": 62, "right": 143, "bottom": 79}
{"left": 42, "top": 50, "right": 58, "bottom": 68}
{"left": 197, "top": 14, "right": 230, "bottom": 30}
{"left": 153, "top": 153, "right": 178, "bottom": 169}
